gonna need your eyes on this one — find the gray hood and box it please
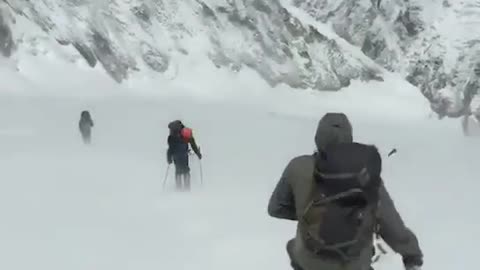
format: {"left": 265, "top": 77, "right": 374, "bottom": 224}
{"left": 315, "top": 112, "right": 353, "bottom": 151}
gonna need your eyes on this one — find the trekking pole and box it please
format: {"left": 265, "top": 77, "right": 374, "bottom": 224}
{"left": 372, "top": 235, "right": 389, "bottom": 264}
{"left": 372, "top": 242, "right": 388, "bottom": 264}
{"left": 162, "top": 164, "right": 171, "bottom": 189}
{"left": 195, "top": 146, "right": 203, "bottom": 186}
{"left": 199, "top": 159, "right": 204, "bottom": 186}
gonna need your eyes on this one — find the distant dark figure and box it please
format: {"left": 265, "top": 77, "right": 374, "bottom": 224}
{"left": 371, "top": 0, "right": 381, "bottom": 8}
{"left": 167, "top": 120, "right": 202, "bottom": 191}
{"left": 79, "top": 110, "right": 94, "bottom": 144}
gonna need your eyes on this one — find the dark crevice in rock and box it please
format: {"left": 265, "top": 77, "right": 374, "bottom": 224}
{"left": 73, "top": 42, "right": 97, "bottom": 67}
{"left": 91, "top": 31, "right": 129, "bottom": 83}
{"left": 131, "top": 4, "right": 151, "bottom": 24}
{"left": 361, "top": 33, "right": 386, "bottom": 60}
{"left": 216, "top": 6, "right": 229, "bottom": 14}
{"left": 141, "top": 43, "right": 169, "bottom": 72}
{"left": 305, "top": 26, "right": 328, "bottom": 43}
{"left": 56, "top": 39, "right": 70, "bottom": 46}
{"left": 252, "top": 0, "right": 272, "bottom": 15}
{"left": 198, "top": 1, "right": 216, "bottom": 19}
{"left": 0, "top": 10, "right": 14, "bottom": 57}
{"left": 228, "top": 12, "right": 257, "bottom": 31}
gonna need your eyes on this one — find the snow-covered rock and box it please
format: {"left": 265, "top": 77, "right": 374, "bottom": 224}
{"left": 0, "top": 3, "right": 15, "bottom": 57}
{"left": 1, "top": 0, "right": 383, "bottom": 90}
{"left": 292, "top": 0, "right": 480, "bottom": 119}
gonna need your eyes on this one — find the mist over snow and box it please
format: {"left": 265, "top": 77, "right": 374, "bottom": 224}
{"left": 1, "top": 1, "right": 480, "bottom": 270}
{"left": 1, "top": 46, "right": 479, "bottom": 270}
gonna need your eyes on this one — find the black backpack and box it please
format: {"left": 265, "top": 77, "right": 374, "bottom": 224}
{"left": 299, "top": 142, "right": 382, "bottom": 262}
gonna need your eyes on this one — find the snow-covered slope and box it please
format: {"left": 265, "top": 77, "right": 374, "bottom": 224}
{"left": 0, "top": 0, "right": 384, "bottom": 91}
{"left": 4, "top": 0, "right": 480, "bottom": 121}
{"left": 291, "top": 0, "right": 480, "bottom": 119}
{"left": 0, "top": 53, "right": 477, "bottom": 270}
{"left": 4, "top": 0, "right": 480, "bottom": 123}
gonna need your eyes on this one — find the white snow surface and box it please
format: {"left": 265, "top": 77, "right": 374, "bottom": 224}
{"left": 0, "top": 53, "right": 478, "bottom": 270}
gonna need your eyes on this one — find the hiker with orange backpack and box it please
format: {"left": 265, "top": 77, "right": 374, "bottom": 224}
{"left": 166, "top": 120, "right": 202, "bottom": 191}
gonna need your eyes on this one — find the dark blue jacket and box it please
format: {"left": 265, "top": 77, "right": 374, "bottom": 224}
{"left": 167, "top": 133, "right": 201, "bottom": 162}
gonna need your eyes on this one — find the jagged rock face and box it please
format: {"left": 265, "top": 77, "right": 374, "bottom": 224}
{"left": 0, "top": 5, "right": 15, "bottom": 57}
{"left": 294, "top": 0, "right": 480, "bottom": 118}
{"left": 462, "top": 114, "right": 480, "bottom": 136}
{"left": 401, "top": 1, "right": 480, "bottom": 119}
{"left": 292, "top": 0, "right": 422, "bottom": 71}
{"left": 2, "top": 0, "right": 382, "bottom": 90}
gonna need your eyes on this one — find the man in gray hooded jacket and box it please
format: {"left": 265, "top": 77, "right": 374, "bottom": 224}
{"left": 267, "top": 112, "right": 423, "bottom": 270}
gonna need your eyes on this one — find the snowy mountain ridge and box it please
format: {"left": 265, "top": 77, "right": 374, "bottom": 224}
{"left": 2, "top": 0, "right": 480, "bottom": 120}
{"left": 0, "top": 0, "right": 384, "bottom": 92}
{"left": 292, "top": 0, "right": 480, "bottom": 119}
